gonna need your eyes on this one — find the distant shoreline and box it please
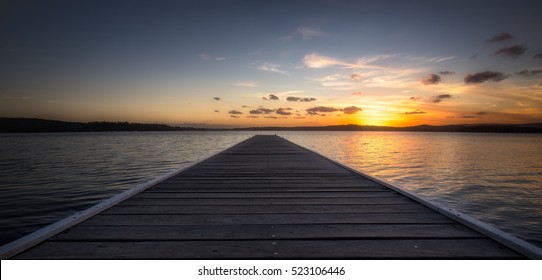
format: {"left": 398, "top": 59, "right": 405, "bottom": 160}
{"left": 1, "top": 117, "right": 542, "bottom": 133}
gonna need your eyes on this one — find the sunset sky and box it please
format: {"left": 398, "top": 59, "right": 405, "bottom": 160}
{"left": 1, "top": 0, "right": 541, "bottom": 127}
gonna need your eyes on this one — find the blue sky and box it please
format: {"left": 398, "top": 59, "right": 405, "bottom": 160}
{"left": 1, "top": 0, "right": 541, "bottom": 127}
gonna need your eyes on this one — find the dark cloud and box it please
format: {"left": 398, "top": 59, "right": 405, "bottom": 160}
{"left": 409, "top": 96, "right": 424, "bottom": 102}
{"left": 264, "top": 116, "right": 278, "bottom": 119}
{"left": 465, "top": 71, "right": 508, "bottom": 84}
{"left": 400, "top": 109, "right": 427, "bottom": 115}
{"left": 214, "top": 110, "right": 220, "bottom": 113}
{"left": 350, "top": 74, "right": 362, "bottom": 81}
{"left": 493, "top": 45, "right": 526, "bottom": 58}
{"left": 213, "top": 97, "right": 220, "bottom": 100}
{"left": 246, "top": 116, "right": 259, "bottom": 118}
{"left": 276, "top": 108, "right": 293, "bottom": 115}
{"left": 230, "top": 115, "right": 240, "bottom": 118}
{"left": 516, "top": 69, "right": 542, "bottom": 76}
{"left": 454, "top": 112, "right": 488, "bottom": 118}
{"left": 534, "top": 52, "right": 542, "bottom": 59}
{"left": 306, "top": 106, "right": 341, "bottom": 115}
{"left": 306, "top": 106, "right": 362, "bottom": 115}
{"left": 342, "top": 106, "right": 362, "bottom": 114}
{"left": 262, "top": 94, "right": 279, "bottom": 100}
{"left": 352, "top": 92, "right": 363, "bottom": 96}
{"left": 260, "top": 108, "right": 274, "bottom": 114}
{"left": 228, "top": 110, "right": 243, "bottom": 115}
{"left": 250, "top": 107, "right": 274, "bottom": 114}
{"left": 287, "top": 96, "right": 317, "bottom": 102}
{"left": 487, "top": 33, "right": 515, "bottom": 43}
{"left": 429, "top": 94, "right": 453, "bottom": 103}
{"left": 439, "top": 71, "right": 455, "bottom": 75}
{"left": 421, "top": 74, "right": 441, "bottom": 85}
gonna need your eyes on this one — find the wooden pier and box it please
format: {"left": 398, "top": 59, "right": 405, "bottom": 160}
{"left": 2, "top": 135, "right": 541, "bottom": 259}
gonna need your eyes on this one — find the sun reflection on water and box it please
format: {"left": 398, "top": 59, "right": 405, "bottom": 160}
{"left": 282, "top": 131, "right": 542, "bottom": 247}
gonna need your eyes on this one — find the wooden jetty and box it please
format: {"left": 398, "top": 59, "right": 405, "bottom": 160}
{"left": 1, "top": 135, "right": 541, "bottom": 259}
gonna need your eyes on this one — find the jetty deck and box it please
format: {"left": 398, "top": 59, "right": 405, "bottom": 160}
{"left": 2, "top": 135, "right": 539, "bottom": 259}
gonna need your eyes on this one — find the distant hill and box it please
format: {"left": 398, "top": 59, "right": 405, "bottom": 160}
{"left": 233, "top": 123, "right": 542, "bottom": 133}
{"left": 0, "top": 118, "right": 201, "bottom": 133}
{"left": 1, "top": 117, "right": 542, "bottom": 133}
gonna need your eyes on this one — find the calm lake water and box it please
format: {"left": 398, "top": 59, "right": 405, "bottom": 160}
{"left": 1, "top": 131, "right": 541, "bottom": 248}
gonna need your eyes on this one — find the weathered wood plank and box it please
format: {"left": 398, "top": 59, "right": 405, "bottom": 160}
{"left": 80, "top": 213, "right": 454, "bottom": 226}
{"left": 15, "top": 239, "right": 523, "bottom": 259}
{"left": 157, "top": 179, "right": 381, "bottom": 184}
{"left": 101, "top": 204, "right": 434, "bottom": 215}
{"left": 52, "top": 224, "right": 485, "bottom": 241}
{"left": 133, "top": 191, "right": 401, "bottom": 199}
{"left": 146, "top": 187, "right": 390, "bottom": 192}
{"left": 118, "top": 196, "right": 415, "bottom": 206}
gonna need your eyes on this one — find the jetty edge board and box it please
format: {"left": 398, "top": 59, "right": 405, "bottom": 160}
{"left": 0, "top": 134, "right": 540, "bottom": 259}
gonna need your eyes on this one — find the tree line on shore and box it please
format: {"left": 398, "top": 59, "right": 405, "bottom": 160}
{"left": 1, "top": 117, "right": 541, "bottom": 133}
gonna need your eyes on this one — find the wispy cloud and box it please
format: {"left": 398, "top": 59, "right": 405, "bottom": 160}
{"left": 404, "top": 55, "right": 455, "bottom": 64}
{"left": 257, "top": 62, "right": 287, "bottom": 74}
{"left": 303, "top": 53, "right": 398, "bottom": 69}
{"left": 199, "top": 54, "right": 229, "bottom": 61}
{"left": 439, "top": 71, "right": 455, "bottom": 75}
{"left": 305, "top": 53, "right": 439, "bottom": 90}
{"left": 303, "top": 53, "right": 359, "bottom": 69}
{"left": 297, "top": 27, "right": 327, "bottom": 39}
{"left": 356, "top": 54, "right": 397, "bottom": 65}
{"left": 232, "top": 81, "right": 260, "bottom": 87}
